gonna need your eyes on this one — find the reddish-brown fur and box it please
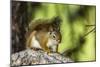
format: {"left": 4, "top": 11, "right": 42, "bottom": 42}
{"left": 26, "top": 19, "right": 61, "bottom": 53}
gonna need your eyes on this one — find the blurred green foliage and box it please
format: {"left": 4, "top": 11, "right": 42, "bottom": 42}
{"left": 27, "top": 2, "right": 96, "bottom": 62}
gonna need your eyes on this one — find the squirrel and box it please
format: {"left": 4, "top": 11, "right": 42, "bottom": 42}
{"left": 26, "top": 17, "right": 62, "bottom": 53}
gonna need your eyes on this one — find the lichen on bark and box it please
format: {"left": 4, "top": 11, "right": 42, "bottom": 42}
{"left": 11, "top": 49, "right": 73, "bottom": 66}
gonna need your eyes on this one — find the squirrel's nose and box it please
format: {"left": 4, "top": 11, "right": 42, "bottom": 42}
{"left": 58, "top": 40, "right": 60, "bottom": 43}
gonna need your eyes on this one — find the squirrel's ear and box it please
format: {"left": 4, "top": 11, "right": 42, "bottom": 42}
{"left": 49, "top": 26, "right": 54, "bottom": 32}
{"left": 52, "top": 16, "right": 61, "bottom": 26}
{"left": 52, "top": 16, "right": 61, "bottom": 31}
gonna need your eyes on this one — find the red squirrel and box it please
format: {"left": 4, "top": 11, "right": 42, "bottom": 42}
{"left": 26, "top": 17, "right": 62, "bottom": 53}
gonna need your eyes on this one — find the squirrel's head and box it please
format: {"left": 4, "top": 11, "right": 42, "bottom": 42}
{"left": 47, "top": 17, "right": 62, "bottom": 47}
{"left": 47, "top": 30, "right": 61, "bottom": 47}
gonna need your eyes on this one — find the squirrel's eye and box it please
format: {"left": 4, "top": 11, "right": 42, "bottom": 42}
{"left": 50, "top": 32, "right": 52, "bottom": 35}
{"left": 53, "top": 35, "right": 56, "bottom": 38}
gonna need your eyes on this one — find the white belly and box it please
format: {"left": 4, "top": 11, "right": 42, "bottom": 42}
{"left": 31, "top": 36, "right": 42, "bottom": 49}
